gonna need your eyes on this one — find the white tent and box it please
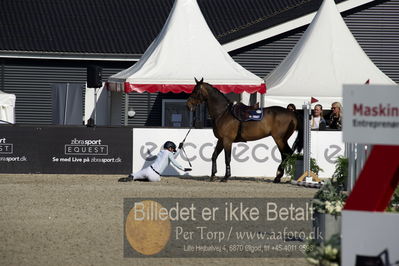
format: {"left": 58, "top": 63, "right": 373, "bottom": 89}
{"left": 262, "top": 0, "right": 396, "bottom": 108}
{"left": 107, "top": 0, "right": 265, "bottom": 94}
{"left": 0, "top": 90, "right": 16, "bottom": 124}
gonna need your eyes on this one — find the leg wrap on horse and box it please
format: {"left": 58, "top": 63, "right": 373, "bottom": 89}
{"left": 211, "top": 161, "right": 217, "bottom": 177}
{"left": 225, "top": 165, "right": 231, "bottom": 178}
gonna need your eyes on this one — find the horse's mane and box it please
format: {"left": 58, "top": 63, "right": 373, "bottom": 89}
{"left": 204, "top": 82, "right": 232, "bottom": 104}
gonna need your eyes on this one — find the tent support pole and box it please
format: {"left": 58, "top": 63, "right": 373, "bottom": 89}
{"left": 124, "top": 93, "right": 129, "bottom": 126}
{"left": 260, "top": 93, "right": 264, "bottom": 107}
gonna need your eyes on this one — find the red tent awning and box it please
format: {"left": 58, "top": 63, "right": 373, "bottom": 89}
{"left": 106, "top": 82, "right": 266, "bottom": 94}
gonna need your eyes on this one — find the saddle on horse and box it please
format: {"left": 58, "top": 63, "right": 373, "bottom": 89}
{"left": 231, "top": 102, "right": 263, "bottom": 122}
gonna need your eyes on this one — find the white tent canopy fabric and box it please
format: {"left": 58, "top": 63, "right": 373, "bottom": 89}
{"left": 263, "top": 0, "right": 396, "bottom": 108}
{"left": 0, "top": 90, "right": 16, "bottom": 124}
{"left": 107, "top": 0, "right": 265, "bottom": 94}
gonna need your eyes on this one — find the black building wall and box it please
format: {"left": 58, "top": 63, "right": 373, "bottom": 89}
{"left": 0, "top": 59, "right": 127, "bottom": 124}
{"left": 0, "top": 59, "right": 192, "bottom": 126}
{"left": 1, "top": 0, "right": 398, "bottom": 125}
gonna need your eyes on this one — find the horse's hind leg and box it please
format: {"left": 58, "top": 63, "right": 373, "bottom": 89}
{"left": 210, "top": 139, "right": 224, "bottom": 182}
{"left": 273, "top": 139, "right": 293, "bottom": 183}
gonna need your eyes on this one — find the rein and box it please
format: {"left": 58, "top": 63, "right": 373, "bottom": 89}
{"left": 182, "top": 83, "right": 231, "bottom": 167}
{"left": 179, "top": 115, "right": 196, "bottom": 168}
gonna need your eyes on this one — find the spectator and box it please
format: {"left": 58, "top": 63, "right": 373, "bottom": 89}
{"left": 311, "top": 104, "right": 326, "bottom": 130}
{"left": 287, "top": 103, "right": 296, "bottom": 111}
{"left": 328, "top": 102, "right": 343, "bottom": 130}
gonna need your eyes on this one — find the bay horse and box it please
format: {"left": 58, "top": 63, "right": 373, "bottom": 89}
{"left": 186, "top": 78, "right": 303, "bottom": 183}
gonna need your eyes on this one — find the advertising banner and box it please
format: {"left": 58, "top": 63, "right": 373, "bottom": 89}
{"left": 132, "top": 128, "right": 344, "bottom": 178}
{"left": 343, "top": 84, "right": 399, "bottom": 145}
{"left": 0, "top": 126, "right": 132, "bottom": 174}
{"left": 0, "top": 126, "right": 38, "bottom": 173}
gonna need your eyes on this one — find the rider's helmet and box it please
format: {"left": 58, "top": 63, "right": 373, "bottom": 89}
{"left": 163, "top": 141, "right": 177, "bottom": 152}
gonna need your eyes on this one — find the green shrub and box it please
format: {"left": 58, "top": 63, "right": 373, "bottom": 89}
{"left": 331, "top": 156, "right": 348, "bottom": 187}
{"left": 282, "top": 153, "right": 322, "bottom": 180}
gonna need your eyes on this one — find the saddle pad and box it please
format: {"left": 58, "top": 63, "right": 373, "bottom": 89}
{"left": 243, "top": 109, "right": 263, "bottom": 121}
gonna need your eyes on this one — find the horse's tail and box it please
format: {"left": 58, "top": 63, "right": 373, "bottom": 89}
{"left": 292, "top": 110, "right": 304, "bottom": 153}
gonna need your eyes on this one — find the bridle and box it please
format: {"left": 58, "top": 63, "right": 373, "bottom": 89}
{"left": 190, "top": 83, "right": 231, "bottom": 121}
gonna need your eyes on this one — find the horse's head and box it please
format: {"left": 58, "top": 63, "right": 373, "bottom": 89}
{"left": 186, "top": 78, "right": 209, "bottom": 112}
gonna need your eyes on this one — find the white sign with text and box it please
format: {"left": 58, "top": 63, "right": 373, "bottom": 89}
{"left": 343, "top": 85, "right": 399, "bottom": 145}
{"left": 132, "top": 128, "right": 344, "bottom": 178}
{"left": 342, "top": 210, "right": 399, "bottom": 266}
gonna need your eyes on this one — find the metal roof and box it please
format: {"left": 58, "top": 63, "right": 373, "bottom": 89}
{"left": 0, "top": 0, "right": 348, "bottom": 58}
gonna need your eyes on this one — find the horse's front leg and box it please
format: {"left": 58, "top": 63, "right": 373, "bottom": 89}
{"left": 210, "top": 139, "right": 224, "bottom": 182}
{"left": 274, "top": 158, "right": 285, "bottom": 183}
{"left": 221, "top": 141, "right": 232, "bottom": 182}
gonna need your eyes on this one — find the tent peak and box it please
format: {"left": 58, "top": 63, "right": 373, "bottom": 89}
{"left": 107, "top": 0, "right": 264, "bottom": 94}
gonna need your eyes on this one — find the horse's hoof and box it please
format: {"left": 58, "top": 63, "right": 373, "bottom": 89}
{"left": 220, "top": 178, "right": 228, "bottom": 182}
{"left": 273, "top": 178, "right": 281, "bottom": 183}
{"left": 210, "top": 176, "right": 217, "bottom": 182}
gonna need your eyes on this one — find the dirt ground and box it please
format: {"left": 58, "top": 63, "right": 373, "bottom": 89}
{"left": 0, "top": 174, "right": 318, "bottom": 266}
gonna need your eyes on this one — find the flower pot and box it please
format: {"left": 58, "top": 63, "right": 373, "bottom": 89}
{"left": 313, "top": 212, "right": 341, "bottom": 243}
{"left": 294, "top": 159, "right": 304, "bottom": 180}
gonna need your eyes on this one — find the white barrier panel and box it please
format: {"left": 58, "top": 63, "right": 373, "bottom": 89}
{"left": 342, "top": 210, "right": 399, "bottom": 266}
{"left": 132, "top": 128, "right": 344, "bottom": 178}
